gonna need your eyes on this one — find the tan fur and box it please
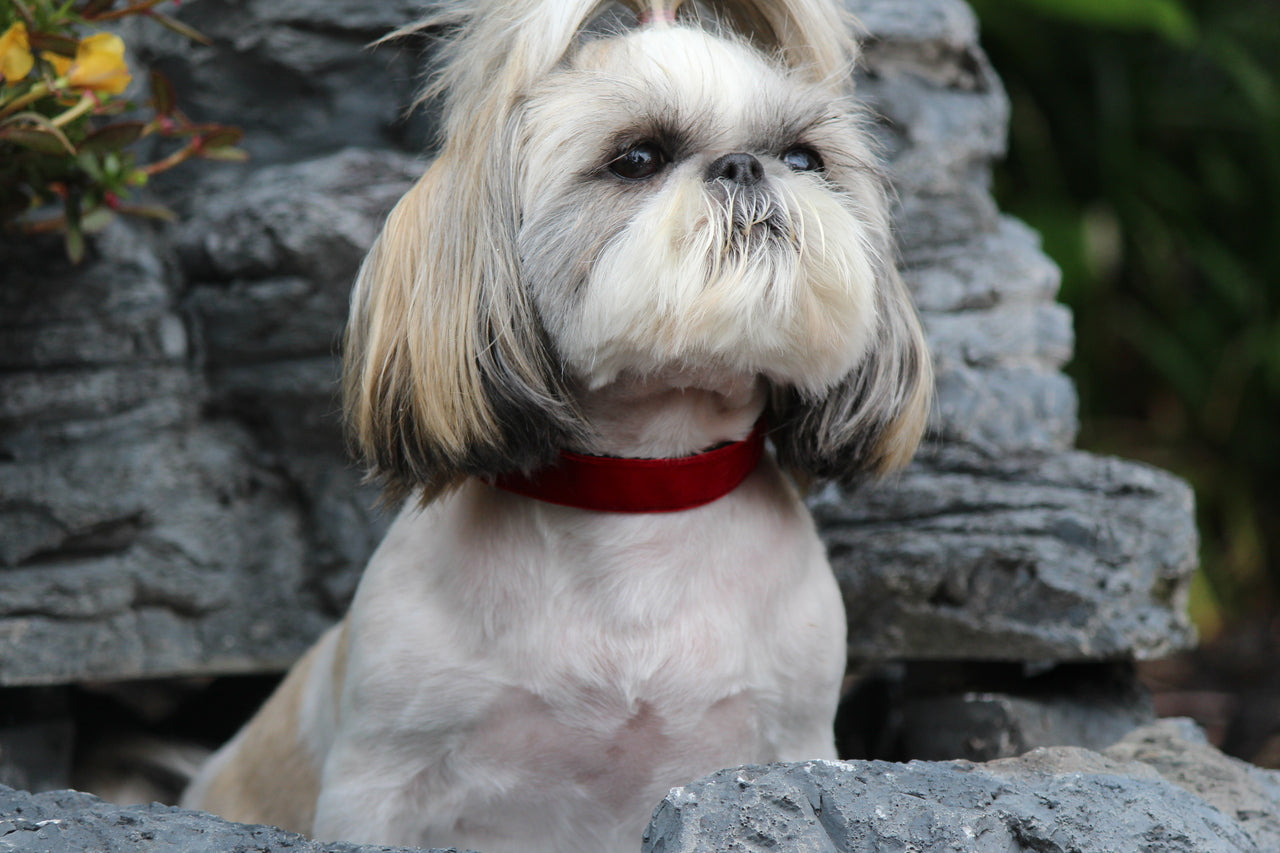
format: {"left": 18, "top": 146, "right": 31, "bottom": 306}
{"left": 670, "top": 0, "right": 855, "bottom": 79}
{"left": 343, "top": 106, "right": 576, "bottom": 503}
{"left": 870, "top": 287, "right": 933, "bottom": 475}
{"left": 343, "top": 169, "right": 486, "bottom": 500}
{"left": 330, "top": 617, "right": 350, "bottom": 711}
{"left": 194, "top": 636, "right": 331, "bottom": 832}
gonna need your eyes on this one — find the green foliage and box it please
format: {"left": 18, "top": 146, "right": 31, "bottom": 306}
{"left": 1, "top": 1, "right": 245, "bottom": 262}
{"left": 990, "top": 0, "right": 1197, "bottom": 43}
{"left": 969, "top": 0, "right": 1280, "bottom": 632}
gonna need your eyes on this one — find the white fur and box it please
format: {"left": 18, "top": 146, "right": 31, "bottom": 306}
{"left": 522, "top": 28, "right": 881, "bottom": 392}
{"left": 184, "top": 384, "right": 848, "bottom": 853}
{"left": 313, "top": 422, "right": 845, "bottom": 851}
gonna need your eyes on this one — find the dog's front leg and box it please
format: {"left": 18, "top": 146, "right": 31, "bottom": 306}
{"left": 311, "top": 725, "right": 498, "bottom": 850}
{"left": 181, "top": 621, "right": 348, "bottom": 832}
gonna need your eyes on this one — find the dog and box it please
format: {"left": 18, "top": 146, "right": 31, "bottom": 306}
{"left": 181, "top": 1, "right": 932, "bottom": 850}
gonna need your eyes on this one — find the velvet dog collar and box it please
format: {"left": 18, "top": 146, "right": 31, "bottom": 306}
{"left": 490, "top": 421, "right": 766, "bottom": 513}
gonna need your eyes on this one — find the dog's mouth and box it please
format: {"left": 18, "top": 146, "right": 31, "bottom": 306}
{"left": 707, "top": 186, "right": 800, "bottom": 256}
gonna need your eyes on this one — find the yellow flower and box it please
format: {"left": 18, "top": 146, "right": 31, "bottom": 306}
{"left": 0, "top": 22, "right": 34, "bottom": 84}
{"left": 44, "top": 52, "right": 72, "bottom": 78}
{"left": 64, "top": 33, "right": 131, "bottom": 96}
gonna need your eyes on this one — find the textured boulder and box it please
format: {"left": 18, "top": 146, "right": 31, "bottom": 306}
{"left": 0, "top": 785, "right": 467, "bottom": 853}
{"left": 644, "top": 720, "right": 1280, "bottom": 853}
{"left": 122, "top": 0, "right": 437, "bottom": 164}
{"left": 816, "top": 448, "right": 1198, "bottom": 661}
{"left": 3, "top": 722, "right": 1273, "bottom": 853}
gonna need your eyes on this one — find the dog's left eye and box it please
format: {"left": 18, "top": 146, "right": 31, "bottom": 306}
{"left": 782, "top": 146, "right": 824, "bottom": 172}
{"left": 608, "top": 143, "right": 668, "bottom": 180}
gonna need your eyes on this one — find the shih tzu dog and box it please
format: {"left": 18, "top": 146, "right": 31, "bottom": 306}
{"left": 182, "top": 0, "right": 932, "bottom": 851}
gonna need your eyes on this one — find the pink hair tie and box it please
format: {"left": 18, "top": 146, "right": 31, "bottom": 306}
{"left": 637, "top": 6, "right": 677, "bottom": 24}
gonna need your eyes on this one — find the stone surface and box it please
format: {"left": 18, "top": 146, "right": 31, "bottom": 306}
{"left": 0, "top": 785, "right": 467, "bottom": 853}
{"left": 1107, "top": 718, "right": 1280, "bottom": 851}
{"left": 122, "top": 0, "right": 437, "bottom": 166}
{"left": 3, "top": 722, "right": 1272, "bottom": 853}
{"left": 644, "top": 720, "right": 1279, "bottom": 853}
{"left": 814, "top": 448, "right": 1198, "bottom": 661}
{"left": 897, "top": 663, "right": 1156, "bottom": 762}
{"left": 0, "top": 424, "right": 333, "bottom": 685}
{"left": 851, "top": 0, "right": 1009, "bottom": 250}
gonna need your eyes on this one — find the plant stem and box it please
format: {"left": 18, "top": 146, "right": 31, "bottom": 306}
{"left": 50, "top": 91, "right": 95, "bottom": 127}
{"left": 0, "top": 82, "right": 52, "bottom": 120}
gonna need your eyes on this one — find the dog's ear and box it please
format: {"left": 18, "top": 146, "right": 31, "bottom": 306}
{"left": 768, "top": 267, "right": 933, "bottom": 487}
{"left": 342, "top": 131, "right": 583, "bottom": 504}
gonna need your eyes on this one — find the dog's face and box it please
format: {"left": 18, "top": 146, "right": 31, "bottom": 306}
{"left": 343, "top": 2, "right": 932, "bottom": 499}
{"left": 520, "top": 27, "right": 885, "bottom": 396}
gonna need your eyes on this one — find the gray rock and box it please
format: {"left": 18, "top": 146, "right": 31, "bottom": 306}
{"left": 0, "top": 424, "right": 329, "bottom": 685}
{"left": 848, "top": 0, "right": 979, "bottom": 50}
{"left": 931, "top": 364, "right": 1079, "bottom": 452}
{"left": 813, "top": 448, "right": 1198, "bottom": 660}
{"left": 0, "top": 785, "right": 468, "bottom": 853}
{"left": 921, "top": 303, "right": 1073, "bottom": 371}
{"left": 0, "top": 222, "right": 190, "bottom": 458}
{"left": 900, "top": 675, "right": 1156, "bottom": 762}
{"left": 905, "top": 216, "right": 1063, "bottom": 312}
{"left": 0, "top": 155, "right": 404, "bottom": 685}
{"left": 1105, "top": 719, "right": 1280, "bottom": 852}
{"left": 852, "top": 0, "right": 1010, "bottom": 249}
{"left": 177, "top": 148, "right": 421, "bottom": 285}
{"left": 644, "top": 720, "right": 1276, "bottom": 852}
{"left": 122, "top": 0, "right": 437, "bottom": 165}
{"left": 179, "top": 148, "right": 422, "bottom": 365}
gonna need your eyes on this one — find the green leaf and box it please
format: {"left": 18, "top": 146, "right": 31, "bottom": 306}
{"left": 149, "top": 70, "right": 176, "bottom": 116}
{"left": 0, "top": 125, "right": 76, "bottom": 155}
{"left": 76, "top": 151, "right": 104, "bottom": 181}
{"left": 149, "top": 10, "right": 213, "bottom": 45}
{"left": 118, "top": 202, "right": 176, "bottom": 221}
{"left": 78, "top": 0, "right": 119, "bottom": 16}
{"left": 78, "top": 121, "right": 146, "bottom": 154}
{"left": 8, "top": 1, "right": 35, "bottom": 28}
{"left": 198, "top": 145, "right": 249, "bottom": 162}
{"left": 29, "top": 32, "right": 79, "bottom": 58}
{"left": 63, "top": 221, "right": 84, "bottom": 264}
{"left": 80, "top": 206, "right": 115, "bottom": 233}
{"left": 984, "top": 0, "right": 1197, "bottom": 44}
{"left": 200, "top": 127, "right": 243, "bottom": 149}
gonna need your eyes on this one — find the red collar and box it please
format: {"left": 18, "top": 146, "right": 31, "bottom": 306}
{"left": 489, "top": 421, "right": 766, "bottom": 513}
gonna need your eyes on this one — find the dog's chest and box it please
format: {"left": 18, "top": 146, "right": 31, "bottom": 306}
{"left": 463, "top": 682, "right": 758, "bottom": 815}
{"left": 342, "top": 473, "right": 840, "bottom": 849}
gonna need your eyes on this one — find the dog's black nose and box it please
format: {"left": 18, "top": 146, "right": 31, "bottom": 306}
{"left": 706, "top": 153, "right": 764, "bottom": 186}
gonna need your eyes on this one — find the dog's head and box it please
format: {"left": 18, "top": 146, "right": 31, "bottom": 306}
{"left": 344, "top": 0, "right": 933, "bottom": 501}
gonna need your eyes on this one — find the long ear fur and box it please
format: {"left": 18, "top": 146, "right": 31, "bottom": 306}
{"left": 344, "top": 14, "right": 593, "bottom": 502}
{"left": 769, "top": 265, "right": 933, "bottom": 486}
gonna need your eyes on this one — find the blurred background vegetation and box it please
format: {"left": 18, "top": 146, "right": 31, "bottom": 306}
{"left": 968, "top": 0, "right": 1280, "bottom": 641}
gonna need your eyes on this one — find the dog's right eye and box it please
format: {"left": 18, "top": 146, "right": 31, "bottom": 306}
{"left": 608, "top": 143, "right": 667, "bottom": 180}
